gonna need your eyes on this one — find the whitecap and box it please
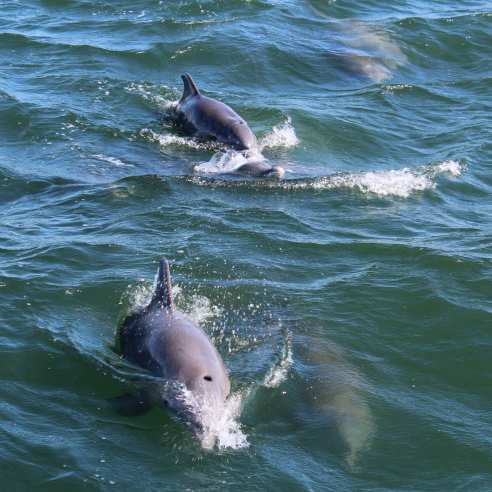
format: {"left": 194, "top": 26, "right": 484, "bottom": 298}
{"left": 432, "top": 159, "right": 462, "bottom": 176}
{"left": 296, "top": 160, "right": 463, "bottom": 197}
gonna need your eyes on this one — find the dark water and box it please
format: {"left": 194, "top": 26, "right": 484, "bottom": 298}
{"left": 1, "top": 0, "right": 491, "bottom": 490}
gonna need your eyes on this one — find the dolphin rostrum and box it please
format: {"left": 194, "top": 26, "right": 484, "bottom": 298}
{"left": 113, "top": 259, "right": 230, "bottom": 441}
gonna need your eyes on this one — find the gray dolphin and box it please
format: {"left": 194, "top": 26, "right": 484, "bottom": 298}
{"left": 175, "top": 73, "right": 257, "bottom": 151}
{"left": 113, "top": 259, "right": 230, "bottom": 438}
{"left": 233, "top": 160, "right": 285, "bottom": 178}
{"left": 173, "top": 74, "right": 285, "bottom": 178}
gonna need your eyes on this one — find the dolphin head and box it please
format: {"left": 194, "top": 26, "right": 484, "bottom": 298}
{"left": 227, "top": 119, "right": 257, "bottom": 151}
{"left": 186, "top": 371, "right": 231, "bottom": 447}
{"left": 184, "top": 361, "right": 230, "bottom": 409}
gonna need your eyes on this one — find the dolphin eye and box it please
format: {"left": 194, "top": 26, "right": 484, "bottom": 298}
{"left": 203, "top": 375, "right": 212, "bottom": 382}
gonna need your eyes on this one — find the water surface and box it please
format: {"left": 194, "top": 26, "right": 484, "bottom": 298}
{"left": 1, "top": 0, "right": 491, "bottom": 490}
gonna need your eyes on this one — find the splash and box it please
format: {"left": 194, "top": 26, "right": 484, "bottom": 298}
{"left": 126, "top": 82, "right": 176, "bottom": 112}
{"left": 432, "top": 159, "right": 462, "bottom": 176}
{"left": 125, "top": 273, "right": 222, "bottom": 325}
{"left": 192, "top": 118, "right": 298, "bottom": 175}
{"left": 263, "top": 331, "right": 293, "bottom": 388}
{"left": 180, "top": 292, "right": 223, "bottom": 325}
{"left": 259, "top": 117, "right": 300, "bottom": 150}
{"left": 197, "top": 390, "right": 249, "bottom": 450}
{"left": 158, "top": 381, "right": 248, "bottom": 451}
{"left": 140, "top": 128, "right": 218, "bottom": 151}
{"left": 124, "top": 281, "right": 153, "bottom": 313}
{"left": 193, "top": 149, "right": 261, "bottom": 174}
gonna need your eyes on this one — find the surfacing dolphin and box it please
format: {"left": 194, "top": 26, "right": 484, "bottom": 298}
{"left": 174, "top": 73, "right": 285, "bottom": 178}
{"left": 113, "top": 259, "right": 230, "bottom": 443}
{"left": 176, "top": 73, "right": 256, "bottom": 151}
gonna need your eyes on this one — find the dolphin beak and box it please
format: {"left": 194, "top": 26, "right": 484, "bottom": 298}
{"left": 269, "top": 166, "right": 285, "bottom": 178}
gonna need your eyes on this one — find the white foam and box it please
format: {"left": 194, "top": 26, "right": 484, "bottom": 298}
{"left": 126, "top": 269, "right": 222, "bottom": 325}
{"left": 263, "top": 331, "right": 293, "bottom": 388}
{"left": 92, "top": 154, "right": 131, "bottom": 168}
{"left": 432, "top": 159, "right": 462, "bottom": 176}
{"left": 289, "top": 160, "right": 463, "bottom": 197}
{"left": 141, "top": 128, "right": 219, "bottom": 151}
{"left": 260, "top": 117, "right": 299, "bottom": 150}
{"left": 338, "top": 168, "right": 433, "bottom": 198}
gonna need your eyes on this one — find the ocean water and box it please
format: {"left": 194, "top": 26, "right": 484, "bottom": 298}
{"left": 1, "top": 0, "right": 491, "bottom": 490}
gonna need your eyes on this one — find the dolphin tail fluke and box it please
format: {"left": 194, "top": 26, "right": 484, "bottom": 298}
{"left": 180, "top": 73, "right": 200, "bottom": 102}
{"left": 153, "top": 258, "right": 174, "bottom": 309}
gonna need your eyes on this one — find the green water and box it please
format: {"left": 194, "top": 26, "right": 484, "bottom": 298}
{"left": 0, "top": 1, "right": 491, "bottom": 490}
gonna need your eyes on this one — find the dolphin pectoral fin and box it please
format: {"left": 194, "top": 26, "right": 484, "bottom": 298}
{"left": 108, "top": 390, "right": 152, "bottom": 417}
{"left": 180, "top": 73, "right": 200, "bottom": 102}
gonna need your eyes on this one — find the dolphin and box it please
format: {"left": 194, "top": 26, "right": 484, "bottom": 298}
{"left": 175, "top": 73, "right": 257, "bottom": 151}
{"left": 234, "top": 160, "right": 285, "bottom": 178}
{"left": 113, "top": 259, "right": 230, "bottom": 440}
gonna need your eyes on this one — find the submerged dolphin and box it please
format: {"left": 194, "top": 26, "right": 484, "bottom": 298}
{"left": 113, "top": 259, "right": 230, "bottom": 440}
{"left": 233, "top": 160, "right": 285, "bottom": 178}
{"left": 175, "top": 73, "right": 257, "bottom": 151}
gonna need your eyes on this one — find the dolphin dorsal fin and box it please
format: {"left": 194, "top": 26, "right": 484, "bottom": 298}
{"left": 180, "top": 73, "right": 200, "bottom": 102}
{"left": 152, "top": 258, "right": 174, "bottom": 310}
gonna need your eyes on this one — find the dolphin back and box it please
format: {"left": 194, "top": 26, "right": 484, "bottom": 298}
{"left": 179, "top": 73, "right": 200, "bottom": 103}
{"left": 152, "top": 258, "right": 174, "bottom": 310}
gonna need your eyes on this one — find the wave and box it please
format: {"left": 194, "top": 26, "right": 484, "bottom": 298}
{"left": 182, "top": 160, "right": 464, "bottom": 198}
